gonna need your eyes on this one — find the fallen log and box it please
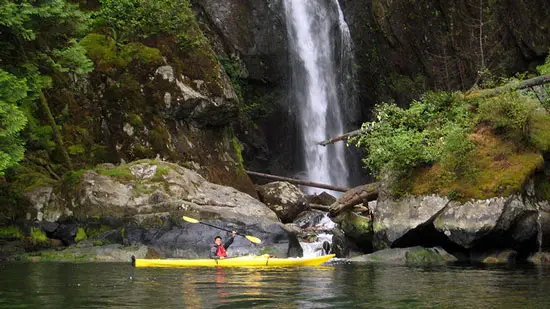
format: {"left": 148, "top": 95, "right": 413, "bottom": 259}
{"left": 329, "top": 183, "right": 378, "bottom": 217}
{"left": 465, "top": 73, "right": 550, "bottom": 99}
{"left": 246, "top": 170, "right": 350, "bottom": 192}
{"left": 319, "top": 128, "right": 366, "bottom": 146}
{"left": 309, "top": 203, "right": 331, "bottom": 211}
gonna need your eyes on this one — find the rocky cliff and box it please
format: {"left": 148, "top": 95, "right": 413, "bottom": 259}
{"left": 341, "top": 0, "right": 550, "bottom": 113}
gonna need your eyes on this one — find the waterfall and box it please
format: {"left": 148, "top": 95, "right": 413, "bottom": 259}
{"left": 283, "top": 0, "right": 354, "bottom": 194}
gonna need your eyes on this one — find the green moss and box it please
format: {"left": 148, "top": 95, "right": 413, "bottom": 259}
{"left": 75, "top": 227, "right": 87, "bottom": 242}
{"left": 405, "top": 249, "right": 447, "bottom": 265}
{"left": 62, "top": 169, "right": 87, "bottom": 188}
{"left": 529, "top": 112, "right": 550, "bottom": 152}
{"left": 151, "top": 164, "right": 171, "bottom": 182}
{"left": 80, "top": 34, "right": 119, "bottom": 72}
{"left": 134, "top": 182, "right": 156, "bottom": 196}
{"left": 80, "top": 33, "right": 163, "bottom": 72}
{"left": 85, "top": 224, "right": 111, "bottom": 238}
{"left": 68, "top": 144, "right": 86, "bottom": 155}
{"left": 120, "top": 42, "right": 163, "bottom": 66}
{"left": 0, "top": 226, "right": 23, "bottom": 239}
{"left": 30, "top": 227, "right": 47, "bottom": 242}
{"left": 97, "top": 166, "right": 134, "bottom": 183}
{"left": 127, "top": 113, "right": 143, "bottom": 127}
{"left": 412, "top": 130, "right": 544, "bottom": 199}
{"left": 231, "top": 136, "right": 245, "bottom": 169}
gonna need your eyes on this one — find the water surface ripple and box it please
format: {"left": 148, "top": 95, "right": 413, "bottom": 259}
{"left": 1, "top": 262, "right": 549, "bottom": 308}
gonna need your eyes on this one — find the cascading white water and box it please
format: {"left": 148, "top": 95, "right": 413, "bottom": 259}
{"left": 283, "top": 0, "right": 353, "bottom": 193}
{"left": 300, "top": 214, "right": 337, "bottom": 258}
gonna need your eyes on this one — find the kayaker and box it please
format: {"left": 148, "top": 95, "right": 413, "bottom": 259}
{"left": 210, "top": 231, "right": 237, "bottom": 259}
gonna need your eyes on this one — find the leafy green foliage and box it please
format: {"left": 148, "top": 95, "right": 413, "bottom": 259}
{"left": 93, "top": 0, "right": 204, "bottom": 50}
{"left": 353, "top": 92, "right": 474, "bottom": 178}
{"left": 0, "top": 70, "right": 28, "bottom": 176}
{"left": 52, "top": 39, "right": 94, "bottom": 74}
{"left": 537, "top": 52, "right": 550, "bottom": 75}
{"left": 476, "top": 92, "right": 537, "bottom": 141}
{"left": 0, "top": 0, "right": 94, "bottom": 176}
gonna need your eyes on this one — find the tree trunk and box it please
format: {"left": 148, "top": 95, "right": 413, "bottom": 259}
{"left": 39, "top": 91, "right": 73, "bottom": 171}
{"left": 328, "top": 183, "right": 378, "bottom": 217}
{"left": 246, "top": 170, "right": 350, "bottom": 192}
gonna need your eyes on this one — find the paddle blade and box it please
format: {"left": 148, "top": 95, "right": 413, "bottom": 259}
{"left": 182, "top": 216, "right": 199, "bottom": 224}
{"left": 245, "top": 235, "right": 262, "bottom": 244}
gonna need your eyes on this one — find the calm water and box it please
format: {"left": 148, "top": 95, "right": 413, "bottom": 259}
{"left": 1, "top": 262, "right": 550, "bottom": 308}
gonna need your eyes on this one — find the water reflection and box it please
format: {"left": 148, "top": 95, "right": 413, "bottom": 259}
{"left": 1, "top": 262, "right": 550, "bottom": 308}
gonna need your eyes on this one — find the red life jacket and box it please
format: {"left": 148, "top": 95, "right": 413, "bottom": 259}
{"left": 216, "top": 245, "right": 227, "bottom": 257}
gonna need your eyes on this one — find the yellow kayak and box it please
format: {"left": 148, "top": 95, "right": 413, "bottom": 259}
{"left": 132, "top": 254, "right": 335, "bottom": 268}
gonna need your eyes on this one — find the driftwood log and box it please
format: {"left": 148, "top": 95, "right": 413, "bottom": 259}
{"left": 246, "top": 170, "right": 350, "bottom": 192}
{"left": 328, "top": 183, "right": 378, "bottom": 217}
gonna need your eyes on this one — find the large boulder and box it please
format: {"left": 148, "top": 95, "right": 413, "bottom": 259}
{"left": 334, "top": 211, "right": 373, "bottom": 252}
{"left": 372, "top": 194, "right": 449, "bottom": 250}
{"left": 433, "top": 195, "right": 538, "bottom": 249}
{"left": 257, "top": 181, "right": 308, "bottom": 223}
{"left": 23, "top": 160, "right": 303, "bottom": 258}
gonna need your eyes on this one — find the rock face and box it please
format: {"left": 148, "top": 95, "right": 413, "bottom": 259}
{"left": 257, "top": 182, "right": 308, "bottom": 223}
{"left": 191, "top": 0, "right": 300, "bottom": 177}
{"left": 22, "top": 161, "right": 303, "bottom": 258}
{"left": 433, "top": 195, "right": 538, "bottom": 249}
{"left": 341, "top": 0, "right": 550, "bottom": 111}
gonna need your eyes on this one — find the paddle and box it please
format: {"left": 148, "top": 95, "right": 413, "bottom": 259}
{"left": 182, "top": 216, "right": 262, "bottom": 244}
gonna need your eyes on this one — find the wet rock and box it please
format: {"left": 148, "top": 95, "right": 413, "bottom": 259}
{"left": 40, "top": 221, "right": 58, "bottom": 233}
{"left": 351, "top": 247, "right": 457, "bottom": 265}
{"left": 331, "top": 228, "right": 365, "bottom": 258}
{"left": 52, "top": 221, "right": 78, "bottom": 246}
{"left": 334, "top": 211, "right": 373, "bottom": 252}
{"left": 293, "top": 210, "right": 326, "bottom": 229}
{"left": 308, "top": 192, "right": 337, "bottom": 206}
{"left": 257, "top": 181, "right": 308, "bottom": 223}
